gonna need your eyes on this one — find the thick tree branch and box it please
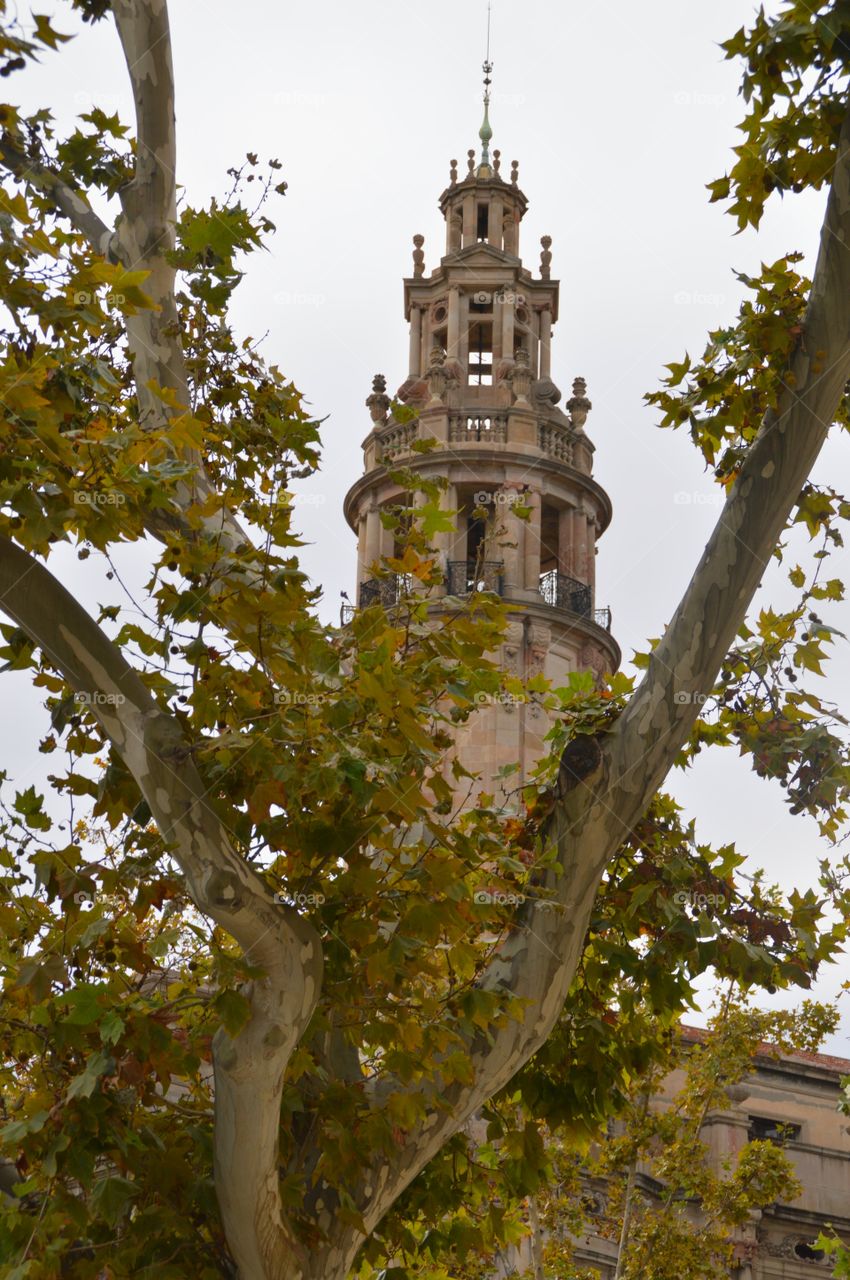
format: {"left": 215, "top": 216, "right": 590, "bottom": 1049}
{"left": 599, "top": 101, "right": 850, "bottom": 857}
{"left": 0, "top": 138, "right": 114, "bottom": 255}
{"left": 0, "top": 535, "right": 322, "bottom": 1280}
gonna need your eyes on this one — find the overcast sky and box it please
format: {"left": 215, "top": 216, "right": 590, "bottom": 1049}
{"left": 6, "top": 1, "right": 850, "bottom": 1052}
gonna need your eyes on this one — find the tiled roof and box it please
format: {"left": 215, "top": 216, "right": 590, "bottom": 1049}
{"left": 681, "top": 1024, "right": 850, "bottom": 1075}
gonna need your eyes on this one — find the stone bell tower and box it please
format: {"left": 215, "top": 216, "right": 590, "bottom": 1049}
{"left": 343, "top": 69, "right": 619, "bottom": 787}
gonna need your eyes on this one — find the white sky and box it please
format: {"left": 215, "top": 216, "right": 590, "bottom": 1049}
{"left": 5, "top": 1, "right": 850, "bottom": 1052}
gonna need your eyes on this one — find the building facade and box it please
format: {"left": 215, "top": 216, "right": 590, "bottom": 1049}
{"left": 566, "top": 1036, "right": 850, "bottom": 1280}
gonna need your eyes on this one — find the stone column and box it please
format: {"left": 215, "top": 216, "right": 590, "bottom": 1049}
{"left": 452, "top": 501, "right": 468, "bottom": 566}
{"left": 447, "top": 288, "right": 461, "bottom": 363}
{"left": 585, "top": 515, "right": 597, "bottom": 592}
{"left": 494, "top": 487, "right": 522, "bottom": 596}
{"left": 364, "top": 505, "right": 382, "bottom": 577}
{"left": 539, "top": 307, "right": 552, "bottom": 377}
{"left": 432, "top": 482, "right": 457, "bottom": 584}
{"left": 523, "top": 491, "right": 543, "bottom": 591}
{"left": 558, "top": 506, "right": 573, "bottom": 577}
{"left": 530, "top": 309, "right": 540, "bottom": 378}
{"left": 408, "top": 305, "right": 422, "bottom": 377}
{"left": 501, "top": 295, "right": 515, "bottom": 366}
{"left": 462, "top": 194, "right": 476, "bottom": 247}
{"left": 420, "top": 311, "right": 430, "bottom": 376}
{"left": 459, "top": 291, "right": 470, "bottom": 381}
{"left": 573, "top": 509, "right": 589, "bottom": 583}
{"left": 356, "top": 514, "right": 367, "bottom": 587}
{"left": 488, "top": 194, "right": 503, "bottom": 247}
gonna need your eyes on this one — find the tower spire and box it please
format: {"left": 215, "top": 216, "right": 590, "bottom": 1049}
{"left": 477, "top": 1, "right": 494, "bottom": 178}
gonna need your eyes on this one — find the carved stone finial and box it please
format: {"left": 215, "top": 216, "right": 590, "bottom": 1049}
{"left": 493, "top": 148, "right": 501, "bottom": 175}
{"left": 511, "top": 159, "right": 519, "bottom": 185}
{"left": 467, "top": 149, "right": 476, "bottom": 175}
{"left": 426, "top": 345, "right": 455, "bottom": 405}
{"left": 532, "top": 376, "right": 561, "bottom": 408}
{"left": 540, "top": 234, "right": 552, "bottom": 280}
{"left": 366, "top": 373, "right": 391, "bottom": 425}
{"left": 567, "top": 376, "right": 592, "bottom": 430}
{"left": 450, "top": 158, "right": 458, "bottom": 185}
{"left": 507, "top": 346, "right": 532, "bottom": 404}
{"left": 412, "top": 233, "right": 425, "bottom": 278}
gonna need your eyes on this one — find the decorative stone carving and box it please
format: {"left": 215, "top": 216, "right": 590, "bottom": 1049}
{"left": 492, "top": 148, "right": 501, "bottom": 175}
{"left": 412, "top": 233, "right": 425, "bottom": 278}
{"left": 395, "top": 375, "right": 428, "bottom": 406}
{"left": 467, "top": 148, "right": 476, "bottom": 175}
{"left": 507, "top": 346, "right": 532, "bottom": 404}
{"left": 366, "top": 373, "right": 390, "bottom": 425}
{"left": 426, "top": 346, "right": 457, "bottom": 404}
{"left": 449, "top": 158, "right": 458, "bottom": 185}
{"left": 579, "top": 642, "right": 608, "bottom": 683}
{"left": 502, "top": 620, "right": 524, "bottom": 678}
{"left": 532, "top": 376, "right": 562, "bottom": 408}
{"left": 526, "top": 623, "right": 550, "bottom": 680}
{"left": 511, "top": 159, "right": 519, "bottom": 185}
{"left": 540, "top": 234, "right": 552, "bottom": 280}
{"left": 567, "top": 376, "right": 592, "bottom": 430}
{"left": 756, "top": 1233, "right": 829, "bottom": 1264}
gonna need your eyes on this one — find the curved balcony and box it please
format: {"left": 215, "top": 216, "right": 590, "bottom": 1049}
{"left": 373, "top": 408, "right": 585, "bottom": 470}
{"left": 341, "top": 565, "right": 612, "bottom": 633}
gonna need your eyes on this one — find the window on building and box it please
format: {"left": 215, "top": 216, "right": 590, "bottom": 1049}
{"left": 748, "top": 1116, "right": 801, "bottom": 1144}
{"left": 468, "top": 321, "right": 493, "bottom": 385}
{"left": 476, "top": 202, "right": 489, "bottom": 241}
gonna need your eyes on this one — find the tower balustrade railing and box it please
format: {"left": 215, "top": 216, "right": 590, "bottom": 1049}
{"left": 446, "top": 560, "right": 505, "bottom": 597}
{"left": 538, "top": 568, "right": 591, "bottom": 617}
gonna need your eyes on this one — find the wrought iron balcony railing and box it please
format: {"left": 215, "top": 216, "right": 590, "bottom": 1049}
{"left": 446, "top": 560, "right": 504, "bottom": 597}
{"left": 358, "top": 574, "right": 413, "bottom": 609}
{"left": 539, "top": 569, "right": 591, "bottom": 616}
{"left": 340, "top": 568, "right": 613, "bottom": 633}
